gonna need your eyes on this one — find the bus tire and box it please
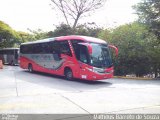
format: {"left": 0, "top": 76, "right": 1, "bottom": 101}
{"left": 10, "top": 61, "right": 14, "bottom": 66}
{"left": 64, "top": 68, "right": 73, "bottom": 80}
{"left": 28, "top": 64, "right": 33, "bottom": 72}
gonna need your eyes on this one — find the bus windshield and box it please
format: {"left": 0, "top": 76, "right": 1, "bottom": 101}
{"left": 90, "top": 43, "right": 112, "bottom": 68}
{"left": 76, "top": 43, "right": 112, "bottom": 68}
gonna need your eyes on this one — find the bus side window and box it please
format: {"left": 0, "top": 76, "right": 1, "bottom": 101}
{"left": 49, "top": 40, "right": 72, "bottom": 58}
{"left": 49, "top": 41, "right": 61, "bottom": 60}
{"left": 33, "top": 44, "right": 41, "bottom": 54}
{"left": 79, "top": 47, "right": 87, "bottom": 63}
{"left": 39, "top": 43, "right": 49, "bottom": 54}
{"left": 53, "top": 53, "right": 61, "bottom": 61}
{"left": 59, "top": 41, "right": 72, "bottom": 56}
{"left": 71, "top": 40, "right": 84, "bottom": 59}
{"left": 20, "top": 45, "right": 25, "bottom": 54}
{"left": 21, "top": 45, "right": 33, "bottom": 54}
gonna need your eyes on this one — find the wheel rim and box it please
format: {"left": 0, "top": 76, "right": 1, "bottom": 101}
{"left": 66, "top": 70, "right": 73, "bottom": 80}
{"left": 28, "top": 65, "right": 32, "bottom": 72}
{"left": 29, "top": 67, "right": 31, "bottom": 72}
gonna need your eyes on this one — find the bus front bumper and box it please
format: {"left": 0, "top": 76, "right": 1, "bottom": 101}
{"left": 80, "top": 67, "right": 114, "bottom": 80}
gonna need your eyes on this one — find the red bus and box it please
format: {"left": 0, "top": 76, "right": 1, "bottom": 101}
{"left": 20, "top": 35, "right": 118, "bottom": 80}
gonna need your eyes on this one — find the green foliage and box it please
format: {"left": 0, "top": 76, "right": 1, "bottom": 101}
{"left": 17, "top": 31, "right": 33, "bottom": 43}
{"left": 99, "top": 22, "right": 159, "bottom": 77}
{"left": 27, "top": 29, "right": 48, "bottom": 40}
{"left": 133, "top": 0, "right": 160, "bottom": 41}
{"left": 0, "top": 20, "right": 49, "bottom": 48}
{"left": 17, "top": 29, "right": 49, "bottom": 46}
{"left": 133, "top": 0, "right": 160, "bottom": 77}
{"left": 48, "top": 24, "right": 74, "bottom": 37}
{"left": 0, "top": 21, "right": 20, "bottom": 48}
{"left": 48, "top": 23, "right": 102, "bottom": 38}
{"left": 75, "top": 23, "right": 102, "bottom": 37}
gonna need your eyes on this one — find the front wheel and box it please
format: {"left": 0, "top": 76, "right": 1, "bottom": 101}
{"left": 28, "top": 64, "right": 33, "bottom": 72}
{"left": 64, "top": 68, "right": 73, "bottom": 80}
{"left": 10, "top": 61, "right": 14, "bottom": 66}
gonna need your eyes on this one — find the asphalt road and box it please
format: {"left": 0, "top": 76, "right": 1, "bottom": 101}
{"left": 0, "top": 65, "right": 160, "bottom": 119}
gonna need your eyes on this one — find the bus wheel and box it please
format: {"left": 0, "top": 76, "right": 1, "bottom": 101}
{"left": 28, "top": 64, "right": 33, "bottom": 72}
{"left": 10, "top": 61, "right": 14, "bottom": 66}
{"left": 64, "top": 68, "right": 73, "bottom": 80}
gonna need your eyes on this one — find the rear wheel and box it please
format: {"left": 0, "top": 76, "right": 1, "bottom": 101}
{"left": 64, "top": 68, "right": 73, "bottom": 80}
{"left": 28, "top": 64, "right": 33, "bottom": 72}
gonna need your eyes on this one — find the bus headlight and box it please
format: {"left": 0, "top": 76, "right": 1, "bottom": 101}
{"left": 87, "top": 67, "right": 105, "bottom": 73}
{"left": 87, "top": 68, "right": 94, "bottom": 72}
{"left": 93, "top": 67, "right": 105, "bottom": 73}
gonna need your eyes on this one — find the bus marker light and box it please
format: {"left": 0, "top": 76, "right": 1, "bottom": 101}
{"left": 81, "top": 75, "right": 87, "bottom": 79}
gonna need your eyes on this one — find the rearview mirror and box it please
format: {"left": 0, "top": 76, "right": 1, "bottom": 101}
{"left": 109, "top": 45, "right": 118, "bottom": 57}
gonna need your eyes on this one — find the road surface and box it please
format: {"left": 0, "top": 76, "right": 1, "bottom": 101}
{"left": 0, "top": 65, "right": 160, "bottom": 119}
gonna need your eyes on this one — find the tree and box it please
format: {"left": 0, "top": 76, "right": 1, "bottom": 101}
{"left": 48, "top": 23, "right": 74, "bottom": 37}
{"left": 146, "top": 35, "right": 160, "bottom": 78}
{"left": 133, "top": 0, "right": 160, "bottom": 41}
{"left": 51, "top": 0, "right": 106, "bottom": 28}
{"left": 17, "top": 29, "right": 49, "bottom": 47}
{"left": 17, "top": 31, "right": 36, "bottom": 45}
{"left": 0, "top": 21, "right": 20, "bottom": 48}
{"left": 133, "top": 0, "right": 160, "bottom": 77}
{"left": 75, "top": 22, "right": 102, "bottom": 37}
{"left": 99, "top": 22, "right": 158, "bottom": 77}
{"left": 47, "top": 23, "right": 102, "bottom": 37}
{"left": 27, "top": 29, "right": 48, "bottom": 40}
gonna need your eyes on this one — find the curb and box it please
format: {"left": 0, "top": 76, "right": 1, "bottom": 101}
{"left": 114, "top": 76, "right": 153, "bottom": 80}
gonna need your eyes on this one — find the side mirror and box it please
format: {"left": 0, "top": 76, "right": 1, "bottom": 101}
{"left": 87, "top": 44, "right": 92, "bottom": 54}
{"left": 109, "top": 45, "right": 118, "bottom": 57}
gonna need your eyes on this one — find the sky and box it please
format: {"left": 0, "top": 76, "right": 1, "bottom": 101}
{"left": 0, "top": 0, "right": 141, "bottom": 32}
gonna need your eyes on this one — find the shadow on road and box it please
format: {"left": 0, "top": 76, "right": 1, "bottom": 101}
{"left": 25, "top": 71, "right": 111, "bottom": 84}
{"left": 15, "top": 70, "right": 113, "bottom": 92}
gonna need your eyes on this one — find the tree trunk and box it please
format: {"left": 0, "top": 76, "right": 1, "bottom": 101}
{"left": 155, "top": 67, "right": 158, "bottom": 78}
{"left": 73, "top": 13, "right": 81, "bottom": 28}
{"left": 60, "top": 1, "right": 69, "bottom": 26}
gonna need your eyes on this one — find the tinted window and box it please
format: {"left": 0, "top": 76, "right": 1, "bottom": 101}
{"left": 71, "top": 40, "right": 84, "bottom": 50}
{"left": 0, "top": 50, "right": 14, "bottom": 54}
{"left": 71, "top": 40, "right": 85, "bottom": 60}
{"left": 0, "top": 50, "right": 3, "bottom": 54}
{"left": 21, "top": 41, "right": 72, "bottom": 56}
{"left": 59, "top": 41, "right": 72, "bottom": 56}
{"left": 41, "top": 43, "right": 50, "bottom": 53}
{"left": 49, "top": 41, "right": 60, "bottom": 54}
{"left": 20, "top": 45, "right": 32, "bottom": 54}
{"left": 78, "top": 45, "right": 89, "bottom": 63}
{"left": 90, "top": 43, "right": 112, "bottom": 68}
{"left": 71, "top": 40, "right": 89, "bottom": 63}
{"left": 49, "top": 41, "right": 72, "bottom": 56}
{"left": 21, "top": 43, "right": 50, "bottom": 54}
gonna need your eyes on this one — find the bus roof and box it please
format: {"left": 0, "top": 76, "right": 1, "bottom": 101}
{"left": 56, "top": 35, "right": 107, "bottom": 44}
{"left": 21, "top": 38, "right": 55, "bottom": 45}
{"left": 0, "top": 48, "right": 19, "bottom": 50}
{"left": 21, "top": 35, "right": 107, "bottom": 45}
